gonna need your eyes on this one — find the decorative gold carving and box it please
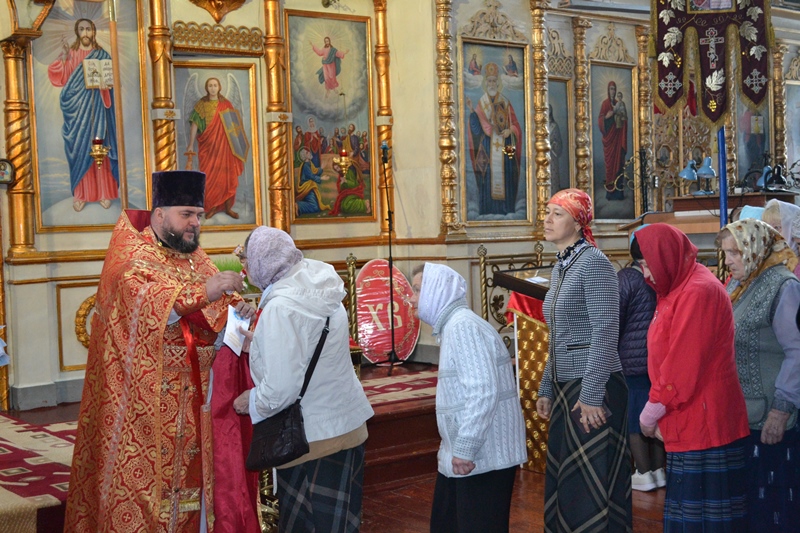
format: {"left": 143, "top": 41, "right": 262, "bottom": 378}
{"left": 725, "top": 45, "right": 738, "bottom": 188}
{"left": 636, "top": 26, "right": 653, "bottom": 215}
{"left": 3, "top": 38, "right": 36, "bottom": 257}
{"left": 588, "top": 23, "right": 634, "bottom": 65}
{"left": 517, "top": 312, "right": 549, "bottom": 473}
{"left": 547, "top": 28, "right": 573, "bottom": 79}
{"left": 683, "top": 105, "right": 713, "bottom": 183}
{"left": 572, "top": 18, "right": 592, "bottom": 193}
{"left": 374, "top": 0, "right": 395, "bottom": 238}
{"left": 265, "top": 0, "right": 289, "bottom": 231}
{"left": 652, "top": 111, "right": 680, "bottom": 210}
{"left": 461, "top": 0, "right": 527, "bottom": 41}
{"left": 172, "top": 21, "right": 264, "bottom": 56}
{"left": 436, "top": 0, "right": 465, "bottom": 235}
{"left": 149, "top": 1, "right": 177, "bottom": 173}
{"left": 531, "top": 0, "right": 549, "bottom": 241}
{"left": 773, "top": 43, "right": 789, "bottom": 168}
{"left": 75, "top": 294, "right": 97, "bottom": 349}
{"left": 786, "top": 50, "right": 800, "bottom": 81}
{"left": 188, "top": 0, "right": 246, "bottom": 23}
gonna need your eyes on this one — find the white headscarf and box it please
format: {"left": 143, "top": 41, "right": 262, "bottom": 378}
{"left": 417, "top": 263, "right": 467, "bottom": 328}
{"left": 765, "top": 199, "right": 800, "bottom": 255}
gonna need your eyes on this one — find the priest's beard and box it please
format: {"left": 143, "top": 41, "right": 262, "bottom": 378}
{"left": 162, "top": 224, "right": 200, "bottom": 254}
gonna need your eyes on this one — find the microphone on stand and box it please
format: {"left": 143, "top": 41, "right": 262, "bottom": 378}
{"left": 379, "top": 140, "right": 399, "bottom": 375}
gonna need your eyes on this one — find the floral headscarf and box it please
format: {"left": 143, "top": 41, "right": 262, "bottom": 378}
{"left": 723, "top": 219, "right": 798, "bottom": 303}
{"left": 244, "top": 226, "right": 304, "bottom": 290}
{"left": 548, "top": 188, "right": 595, "bottom": 246}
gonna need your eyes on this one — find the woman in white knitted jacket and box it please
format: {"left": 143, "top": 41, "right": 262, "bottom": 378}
{"left": 410, "top": 263, "right": 527, "bottom": 533}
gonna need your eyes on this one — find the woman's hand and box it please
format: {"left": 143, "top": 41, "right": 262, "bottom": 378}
{"left": 536, "top": 397, "right": 552, "bottom": 420}
{"left": 452, "top": 457, "right": 476, "bottom": 476}
{"left": 761, "top": 409, "right": 790, "bottom": 445}
{"left": 233, "top": 389, "right": 251, "bottom": 415}
{"left": 640, "top": 422, "right": 657, "bottom": 439}
{"left": 239, "top": 326, "right": 254, "bottom": 353}
{"left": 572, "top": 400, "right": 607, "bottom": 433}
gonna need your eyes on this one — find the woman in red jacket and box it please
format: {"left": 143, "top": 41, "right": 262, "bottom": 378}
{"left": 632, "top": 223, "right": 750, "bottom": 533}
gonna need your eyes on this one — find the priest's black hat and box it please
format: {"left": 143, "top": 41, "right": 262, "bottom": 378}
{"left": 152, "top": 170, "right": 206, "bottom": 208}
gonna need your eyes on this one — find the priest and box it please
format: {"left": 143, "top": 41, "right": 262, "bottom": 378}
{"left": 65, "top": 170, "right": 251, "bottom": 532}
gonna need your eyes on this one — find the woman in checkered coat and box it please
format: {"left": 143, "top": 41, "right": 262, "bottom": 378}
{"left": 535, "top": 189, "right": 632, "bottom": 532}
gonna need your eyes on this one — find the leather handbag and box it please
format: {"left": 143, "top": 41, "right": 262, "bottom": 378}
{"left": 245, "top": 317, "right": 330, "bottom": 471}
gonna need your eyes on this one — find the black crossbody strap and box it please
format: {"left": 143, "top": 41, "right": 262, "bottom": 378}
{"left": 298, "top": 317, "right": 331, "bottom": 399}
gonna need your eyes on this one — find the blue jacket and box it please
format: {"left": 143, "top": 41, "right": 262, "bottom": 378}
{"left": 617, "top": 266, "right": 656, "bottom": 376}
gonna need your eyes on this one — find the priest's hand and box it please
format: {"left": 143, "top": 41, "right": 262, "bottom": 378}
{"left": 234, "top": 301, "right": 256, "bottom": 321}
{"left": 206, "top": 271, "right": 245, "bottom": 302}
{"left": 452, "top": 457, "right": 475, "bottom": 476}
{"left": 233, "top": 390, "right": 251, "bottom": 416}
{"left": 761, "top": 409, "right": 790, "bottom": 445}
{"left": 536, "top": 397, "right": 552, "bottom": 420}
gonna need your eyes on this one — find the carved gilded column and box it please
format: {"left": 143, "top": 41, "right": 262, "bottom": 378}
{"left": 1, "top": 37, "right": 35, "bottom": 409}
{"left": 636, "top": 26, "right": 653, "bottom": 215}
{"left": 374, "top": 0, "right": 395, "bottom": 238}
{"left": 3, "top": 38, "right": 35, "bottom": 257}
{"left": 773, "top": 42, "right": 788, "bottom": 168}
{"left": 572, "top": 18, "right": 592, "bottom": 193}
{"left": 264, "top": 0, "right": 290, "bottom": 231}
{"left": 725, "top": 45, "right": 737, "bottom": 187}
{"left": 436, "top": 0, "right": 464, "bottom": 236}
{"left": 530, "top": 0, "right": 549, "bottom": 241}
{"left": 148, "top": 0, "right": 176, "bottom": 173}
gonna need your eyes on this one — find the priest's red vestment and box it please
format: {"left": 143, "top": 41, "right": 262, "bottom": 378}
{"left": 65, "top": 210, "right": 237, "bottom": 532}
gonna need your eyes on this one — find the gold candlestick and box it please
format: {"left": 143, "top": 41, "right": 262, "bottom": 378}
{"left": 90, "top": 137, "right": 110, "bottom": 168}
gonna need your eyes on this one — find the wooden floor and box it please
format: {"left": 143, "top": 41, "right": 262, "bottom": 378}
{"left": 361, "top": 469, "right": 664, "bottom": 533}
{"left": 8, "top": 363, "right": 665, "bottom": 532}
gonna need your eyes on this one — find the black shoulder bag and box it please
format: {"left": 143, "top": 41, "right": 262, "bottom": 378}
{"left": 245, "top": 317, "right": 330, "bottom": 471}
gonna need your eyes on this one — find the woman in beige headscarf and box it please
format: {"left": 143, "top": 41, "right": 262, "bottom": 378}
{"left": 719, "top": 218, "right": 800, "bottom": 533}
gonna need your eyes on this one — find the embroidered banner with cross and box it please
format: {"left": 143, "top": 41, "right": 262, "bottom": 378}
{"left": 654, "top": 0, "right": 771, "bottom": 124}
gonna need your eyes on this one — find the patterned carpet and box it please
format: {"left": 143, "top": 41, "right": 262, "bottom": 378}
{"left": 0, "top": 414, "right": 75, "bottom": 532}
{"left": 362, "top": 370, "right": 437, "bottom": 407}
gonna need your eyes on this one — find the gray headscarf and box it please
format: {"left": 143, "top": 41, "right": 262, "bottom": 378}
{"left": 245, "top": 227, "right": 303, "bottom": 290}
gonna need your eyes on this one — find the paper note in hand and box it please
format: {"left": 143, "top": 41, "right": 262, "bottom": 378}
{"left": 223, "top": 305, "right": 250, "bottom": 356}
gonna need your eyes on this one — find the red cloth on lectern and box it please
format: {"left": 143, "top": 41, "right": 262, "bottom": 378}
{"left": 505, "top": 291, "right": 544, "bottom": 325}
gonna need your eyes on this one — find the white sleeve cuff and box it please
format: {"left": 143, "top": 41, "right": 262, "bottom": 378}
{"left": 249, "top": 389, "right": 267, "bottom": 425}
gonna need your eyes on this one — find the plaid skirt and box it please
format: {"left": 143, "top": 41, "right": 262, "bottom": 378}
{"left": 664, "top": 439, "right": 747, "bottom": 533}
{"left": 544, "top": 372, "right": 632, "bottom": 532}
{"left": 276, "top": 443, "right": 365, "bottom": 533}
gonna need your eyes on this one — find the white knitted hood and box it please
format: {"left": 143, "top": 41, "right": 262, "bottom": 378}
{"left": 417, "top": 263, "right": 467, "bottom": 327}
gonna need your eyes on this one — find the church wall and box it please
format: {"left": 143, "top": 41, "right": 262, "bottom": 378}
{"left": 1, "top": 0, "right": 800, "bottom": 409}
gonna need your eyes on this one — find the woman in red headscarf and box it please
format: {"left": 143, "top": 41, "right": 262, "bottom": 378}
{"left": 535, "top": 189, "right": 632, "bottom": 531}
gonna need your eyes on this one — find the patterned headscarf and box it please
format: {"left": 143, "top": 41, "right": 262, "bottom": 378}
{"left": 723, "top": 219, "right": 798, "bottom": 303}
{"left": 548, "top": 188, "right": 596, "bottom": 246}
{"left": 244, "top": 226, "right": 304, "bottom": 290}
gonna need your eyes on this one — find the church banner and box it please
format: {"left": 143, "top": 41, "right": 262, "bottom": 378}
{"left": 654, "top": 0, "right": 771, "bottom": 124}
